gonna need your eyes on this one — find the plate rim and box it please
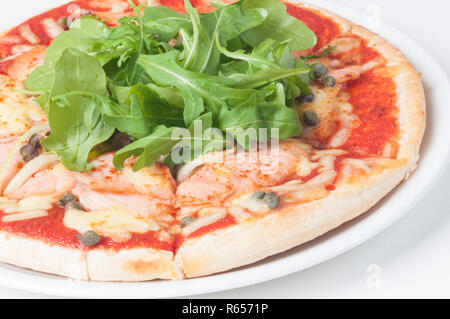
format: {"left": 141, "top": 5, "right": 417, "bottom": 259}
{"left": 0, "top": 0, "right": 449, "bottom": 298}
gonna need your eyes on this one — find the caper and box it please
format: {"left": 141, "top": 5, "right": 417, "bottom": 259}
{"left": 180, "top": 216, "right": 196, "bottom": 228}
{"left": 311, "top": 63, "right": 329, "bottom": 79}
{"left": 77, "top": 231, "right": 101, "bottom": 247}
{"left": 252, "top": 191, "right": 266, "bottom": 200}
{"left": 19, "top": 134, "right": 44, "bottom": 162}
{"left": 321, "top": 76, "right": 337, "bottom": 87}
{"left": 263, "top": 192, "right": 281, "bottom": 209}
{"left": 58, "top": 193, "right": 77, "bottom": 208}
{"left": 29, "top": 134, "right": 44, "bottom": 146}
{"left": 303, "top": 110, "right": 319, "bottom": 126}
{"left": 297, "top": 92, "right": 315, "bottom": 104}
{"left": 19, "top": 144, "right": 38, "bottom": 162}
{"left": 69, "top": 201, "right": 85, "bottom": 211}
{"left": 110, "top": 132, "right": 132, "bottom": 149}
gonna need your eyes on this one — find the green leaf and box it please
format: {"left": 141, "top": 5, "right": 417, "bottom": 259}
{"left": 113, "top": 125, "right": 179, "bottom": 171}
{"left": 103, "top": 84, "right": 184, "bottom": 139}
{"left": 218, "top": 84, "right": 302, "bottom": 147}
{"left": 113, "top": 113, "right": 226, "bottom": 171}
{"left": 241, "top": 0, "right": 316, "bottom": 50}
{"left": 25, "top": 17, "right": 110, "bottom": 91}
{"left": 227, "top": 66, "right": 310, "bottom": 89}
{"left": 143, "top": 5, "right": 192, "bottom": 42}
{"left": 24, "top": 0, "right": 318, "bottom": 173}
{"left": 41, "top": 48, "right": 114, "bottom": 172}
{"left": 182, "top": 0, "right": 267, "bottom": 74}
{"left": 137, "top": 51, "right": 260, "bottom": 125}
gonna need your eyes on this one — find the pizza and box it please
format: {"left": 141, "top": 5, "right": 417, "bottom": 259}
{"left": 0, "top": 0, "right": 425, "bottom": 281}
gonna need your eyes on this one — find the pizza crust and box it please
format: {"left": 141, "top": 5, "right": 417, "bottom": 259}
{"left": 87, "top": 248, "right": 184, "bottom": 281}
{"left": 0, "top": 231, "right": 183, "bottom": 281}
{"left": 0, "top": 231, "right": 89, "bottom": 279}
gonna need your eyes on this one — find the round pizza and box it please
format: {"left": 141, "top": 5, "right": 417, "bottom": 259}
{"left": 0, "top": 0, "right": 425, "bottom": 281}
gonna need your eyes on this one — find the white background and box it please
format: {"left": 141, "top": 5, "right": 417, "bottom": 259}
{"left": 1, "top": 0, "right": 450, "bottom": 298}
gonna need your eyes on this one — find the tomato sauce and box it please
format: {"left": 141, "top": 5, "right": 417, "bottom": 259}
{"left": 0, "top": 206, "right": 173, "bottom": 252}
{"left": 0, "top": 3, "right": 71, "bottom": 59}
{"left": 330, "top": 35, "right": 381, "bottom": 66}
{"left": 0, "top": 0, "right": 130, "bottom": 68}
{"left": 188, "top": 214, "right": 236, "bottom": 239}
{"left": 286, "top": 4, "right": 341, "bottom": 51}
{"left": 175, "top": 214, "right": 236, "bottom": 250}
{"left": 287, "top": 3, "right": 398, "bottom": 156}
{"left": 342, "top": 71, "right": 398, "bottom": 156}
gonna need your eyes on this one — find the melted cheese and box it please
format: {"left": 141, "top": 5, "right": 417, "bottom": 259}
{"left": 11, "top": 45, "right": 33, "bottom": 55}
{"left": 300, "top": 87, "right": 359, "bottom": 149}
{"left": 3, "top": 153, "right": 60, "bottom": 195}
{"left": 229, "top": 194, "right": 271, "bottom": 215}
{"left": 0, "top": 76, "right": 46, "bottom": 137}
{"left": 0, "top": 36, "right": 21, "bottom": 45}
{"left": 124, "top": 165, "right": 174, "bottom": 199}
{"left": 328, "top": 37, "right": 362, "bottom": 55}
{"left": 18, "top": 24, "right": 40, "bottom": 44}
{"left": 295, "top": 155, "right": 318, "bottom": 177}
{"left": 91, "top": 0, "right": 129, "bottom": 12}
{"left": 2, "top": 210, "right": 48, "bottom": 222}
{"left": 41, "top": 19, "right": 64, "bottom": 39}
{"left": 2, "top": 195, "right": 53, "bottom": 214}
{"left": 63, "top": 207, "right": 160, "bottom": 243}
{"left": 181, "top": 211, "right": 227, "bottom": 236}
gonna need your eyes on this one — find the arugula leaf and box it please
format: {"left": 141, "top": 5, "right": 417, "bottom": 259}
{"left": 102, "top": 84, "right": 184, "bottom": 139}
{"left": 137, "top": 51, "right": 261, "bottom": 125}
{"left": 226, "top": 66, "right": 310, "bottom": 89}
{"left": 113, "top": 125, "right": 179, "bottom": 171}
{"left": 41, "top": 48, "right": 114, "bottom": 172}
{"left": 24, "top": 0, "right": 318, "bottom": 173}
{"left": 182, "top": 0, "right": 267, "bottom": 74}
{"left": 241, "top": 0, "right": 316, "bottom": 50}
{"left": 25, "top": 18, "right": 110, "bottom": 91}
{"left": 218, "top": 83, "right": 301, "bottom": 146}
{"left": 114, "top": 113, "right": 225, "bottom": 171}
{"left": 301, "top": 44, "right": 337, "bottom": 60}
{"left": 143, "top": 5, "right": 192, "bottom": 42}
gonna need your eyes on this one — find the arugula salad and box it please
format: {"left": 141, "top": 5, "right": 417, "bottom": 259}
{"left": 25, "top": 0, "right": 322, "bottom": 172}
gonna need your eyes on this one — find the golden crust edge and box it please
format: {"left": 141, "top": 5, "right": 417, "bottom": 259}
{"left": 0, "top": 231, "right": 184, "bottom": 281}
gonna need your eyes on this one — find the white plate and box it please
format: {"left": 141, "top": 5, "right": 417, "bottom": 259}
{"left": 0, "top": 0, "right": 449, "bottom": 298}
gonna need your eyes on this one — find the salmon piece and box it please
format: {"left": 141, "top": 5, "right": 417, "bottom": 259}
{"left": 328, "top": 65, "right": 363, "bottom": 84}
{"left": 76, "top": 153, "right": 176, "bottom": 199}
{"left": 4, "top": 152, "right": 177, "bottom": 217}
{"left": 7, "top": 45, "right": 46, "bottom": 82}
{"left": 6, "top": 163, "right": 76, "bottom": 199}
{"left": 176, "top": 141, "right": 306, "bottom": 210}
{"left": 73, "top": 184, "right": 173, "bottom": 218}
{"left": 0, "top": 139, "right": 24, "bottom": 193}
{"left": 76, "top": 153, "right": 138, "bottom": 194}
